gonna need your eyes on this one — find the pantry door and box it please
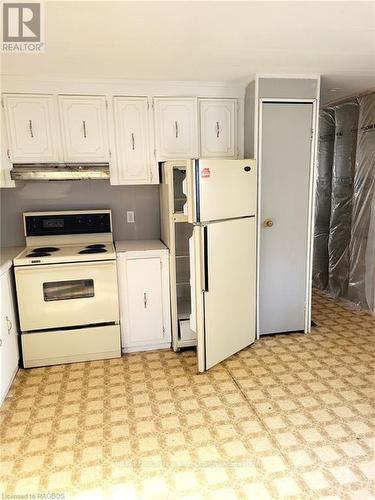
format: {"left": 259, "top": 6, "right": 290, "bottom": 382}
{"left": 258, "top": 101, "right": 314, "bottom": 335}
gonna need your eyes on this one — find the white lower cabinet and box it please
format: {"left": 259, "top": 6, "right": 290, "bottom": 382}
{"left": 116, "top": 241, "right": 171, "bottom": 352}
{"left": 1, "top": 269, "right": 19, "bottom": 405}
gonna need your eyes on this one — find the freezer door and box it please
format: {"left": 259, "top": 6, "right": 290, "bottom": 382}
{"left": 190, "top": 159, "right": 256, "bottom": 223}
{"left": 195, "top": 217, "right": 256, "bottom": 372}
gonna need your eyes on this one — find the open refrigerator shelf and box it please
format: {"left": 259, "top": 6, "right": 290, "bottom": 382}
{"left": 160, "top": 160, "right": 197, "bottom": 351}
{"left": 177, "top": 296, "right": 191, "bottom": 320}
{"left": 172, "top": 214, "right": 188, "bottom": 223}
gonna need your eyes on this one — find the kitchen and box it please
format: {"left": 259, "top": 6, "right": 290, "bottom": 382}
{"left": 1, "top": 2, "right": 374, "bottom": 499}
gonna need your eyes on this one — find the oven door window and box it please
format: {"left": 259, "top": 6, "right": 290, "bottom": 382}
{"left": 43, "top": 279, "right": 94, "bottom": 302}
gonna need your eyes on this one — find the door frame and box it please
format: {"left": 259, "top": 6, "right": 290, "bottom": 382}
{"left": 256, "top": 98, "right": 319, "bottom": 337}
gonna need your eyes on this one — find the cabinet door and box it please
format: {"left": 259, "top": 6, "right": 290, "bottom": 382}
{"left": 154, "top": 98, "right": 198, "bottom": 160}
{"left": 113, "top": 97, "right": 151, "bottom": 184}
{"left": 1, "top": 109, "right": 15, "bottom": 188}
{"left": 1, "top": 271, "right": 19, "bottom": 403}
{"left": 124, "top": 258, "right": 165, "bottom": 346}
{"left": 199, "top": 99, "right": 237, "bottom": 158}
{"left": 59, "top": 95, "right": 109, "bottom": 162}
{"left": 3, "top": 94, "right": 59, "bottom": 162}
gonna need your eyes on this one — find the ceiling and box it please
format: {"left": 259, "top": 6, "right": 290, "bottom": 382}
{"left": 2, "top": 1, "right": 375, "bottom": 104}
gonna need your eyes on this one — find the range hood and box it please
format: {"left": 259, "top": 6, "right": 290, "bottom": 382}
{"left": 10, "top": 163, "right": 110, "bottom": 181}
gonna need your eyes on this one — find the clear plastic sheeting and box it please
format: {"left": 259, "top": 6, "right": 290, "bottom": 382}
{"left": 365, "top": 195, "right": 375, "bottom": 311}
{"left": 328, "top": 102, "right": 359, "bottom": 297}
{"left": 312, "top": 109, "right": 335, "bottom": 289}
{"left": 348, "top": 93, "right": 375, "bottom": 311}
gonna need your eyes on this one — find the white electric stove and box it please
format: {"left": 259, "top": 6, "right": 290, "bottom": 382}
{"left": 14, "top": 242, "right": 116, "bottom": 266}
{"left": 13, "top": 210, "right": 121, "bottom": 368}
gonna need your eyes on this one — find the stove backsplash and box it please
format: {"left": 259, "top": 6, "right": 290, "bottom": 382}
{"left": 1, "top": 181, "right": 160, "bottom": 247}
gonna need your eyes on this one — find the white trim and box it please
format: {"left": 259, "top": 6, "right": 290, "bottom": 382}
{"left": 256, "top": 97, "right": 318, "bottom": 337}
{"left": 259, "top": 98, "right": 317, "bottom": 103}
{"left": 304, "top": 99, "right": 318, "bottom": 333}
{"left": 255, "top": 73, "right": 321, "bottom": 81}
{"left": 2, "top": 75, "right": 244, "bottom": 88}
{"left": 254, "top": 77, "right": 260, "bottom": 340}
{"left": 2, "top": 76, "right": 245, "bottom": 99}
{"left": 305, "top": 78, "right": 321, "bottom": 332}
{"left": 122, "top": 343, "right": 171, "bottom": 353}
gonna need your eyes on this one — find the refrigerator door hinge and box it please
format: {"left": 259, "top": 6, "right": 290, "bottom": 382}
{"left": 1, "top": 98, "right": 4, "bottom": 108}
{"left": 105, "top": 99, "right": 108, "bottom": 109}
{"left": 6, "top": 149, "right": 11, "bottom": 160}
{"left": 162, "top": 326, "right": 166, "bottom": 336}
{"left": 109, "top": 149, "right": 112, "bottom": 158}
{"left": 310, "top": 129, "right": 314, "bottom": 141}
{"left": 154, "top": 149, "right": 156, "bottom": 159}
{"left": 147, "top": 100, "right": 150, "bottom": 110}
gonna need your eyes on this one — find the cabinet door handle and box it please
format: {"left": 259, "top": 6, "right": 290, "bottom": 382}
{"left": 175, "top": 121, "right": 179, "bottom": 138}
{"left": 143, "top": 292, "right": 147, "bottom": 308}
{"left": 216, "top": 121, "right": 220, "bottom": 138}
{"left": 131, "top": 133, "right": 135, "bottom": 150}
{"left": 29, "top": 119, "right": 34, "bottom": 138}
{"left": 82, "top": 120, "right": 87, "bottom": 138}
{"left": 6, "top": 316, "right": 12, "bottom": 333}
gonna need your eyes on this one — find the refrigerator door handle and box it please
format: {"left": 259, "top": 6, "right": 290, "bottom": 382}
{"left": 203, "top": 226, "right": 209, "bottom": 292}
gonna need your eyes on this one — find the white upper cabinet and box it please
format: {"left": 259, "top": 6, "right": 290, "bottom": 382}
{"left": 1, "top": 109, "right": 15, "bottom": 188}
{"left": 199, "top": 98, "right": 237, "bottom": 158}
{"left": 113, "top": 97, "right": 153, "bottom": 184}
{"left": 58, "top": 95, "right": 109, "bottom": 162}
{"left": 3, "top": 94, "right": 60, "bottom": 163}
{"left": 154, "top": 98, "right": 198, "bottom": 160}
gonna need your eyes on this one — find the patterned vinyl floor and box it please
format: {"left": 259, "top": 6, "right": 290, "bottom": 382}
{"left": 1, "top": 290, "right": 374, "bottom": 499}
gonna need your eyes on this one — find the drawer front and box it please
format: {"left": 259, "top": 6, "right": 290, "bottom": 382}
{"left": 22, "top": 324, "right": 121, "bottom": 368}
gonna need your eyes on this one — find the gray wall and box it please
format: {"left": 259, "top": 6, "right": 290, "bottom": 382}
{"left": 258, "top": 78, "right": 318, "bottom": 99}
{"left": 1, "top": 180, "right": 160, "bottom": 246}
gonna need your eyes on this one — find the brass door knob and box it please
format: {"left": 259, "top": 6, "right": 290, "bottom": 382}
{"left": 264, "top": 219, "right": 274, "bottom": 227}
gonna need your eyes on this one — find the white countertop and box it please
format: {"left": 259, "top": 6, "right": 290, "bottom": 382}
{"left": 0, "top": 247, "right": 23, "bottom": 276}
{"left": 115, "top": 240, "right": 168, "bottom": 253}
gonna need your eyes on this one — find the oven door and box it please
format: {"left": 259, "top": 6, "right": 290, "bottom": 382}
{"left": 15, "top": 261, "right": 119, "bottom": 332}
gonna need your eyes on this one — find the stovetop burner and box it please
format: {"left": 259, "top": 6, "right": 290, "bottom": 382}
{"left": 79, "top": 248, "right": 108, "bottom": 254}
{"left": 33, "top": 246, "right": 60, "bottom": 252}
{"left": 27, "top": 252, "right": 51, "bottom": 257}
{"left": 86, "top": 244, "right": 106, "bottom": 249}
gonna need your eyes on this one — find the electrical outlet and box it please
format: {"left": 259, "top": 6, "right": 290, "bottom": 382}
{"left": 127, "top": 211, "right": 135, "bottom": 223}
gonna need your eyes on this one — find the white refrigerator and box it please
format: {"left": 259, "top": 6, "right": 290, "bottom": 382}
{"left": 160, "top": 159, "right": 257, "bottom": 372}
